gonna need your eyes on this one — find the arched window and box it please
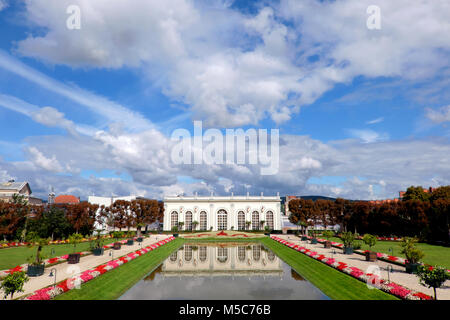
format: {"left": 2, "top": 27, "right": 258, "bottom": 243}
{"left": 171, "top": 211, "right": 178, "bottom": 230}
{"left": 169, "top": 251, "right": 178, "bottom": 262}
{"left": 238, "top": 211, "right": 245, "bottom": 231}
{"left": 200, "top": 211, "right": 207, "bottom": 230}
{"left": 252, "top": 211, "right": 259, "bottom": 230}
{"left": 184, "top": 245, "right": 192, "bottom": 262}
{"left": 266, "top": 211, "right": 274, "bottom": 230}
{"left": 199, "top": 246, "right": 207, "bottom": 262}
{"left": 217, "top": 247, "right": 228, "bottom": 263}
{"left": 185, "top": 211, "right": 193, "bottom": 231}
{"left": 252, "top": 244, "right": 261, "bottom": 261}
{"left": 217, "top": 209, "right": 227, "bottom": 230}
{"left": 238, "top": 246, "right": 246, "bottom": 261}
{"left": 267, "top": 251, "right": 275, "bottom": 261}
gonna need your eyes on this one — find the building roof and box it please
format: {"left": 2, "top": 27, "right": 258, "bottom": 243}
{"left": 54, "top": 195, "right": 80, "bottom": 204}
{"left": 0, "top": 181, "right": 29, "bottom": 192}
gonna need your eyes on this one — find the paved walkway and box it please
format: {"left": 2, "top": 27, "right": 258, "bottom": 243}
{"left": 1, "top": 235, "right": 171, "bottom": 300}
{"left": 278, "top": 235, "right": 450, "bottom": 300}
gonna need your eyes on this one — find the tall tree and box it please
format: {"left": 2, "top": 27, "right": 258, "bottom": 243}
{"left": 402, "top": 186, "right": 431, "bottom": 202}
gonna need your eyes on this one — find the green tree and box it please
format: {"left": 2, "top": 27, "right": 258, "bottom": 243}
{"left": 0, "top": 271, "right": 29, "bottom": 299}
{"left": 39, "top": 206, "right": 72, "bottom": 240}
{"left": 400, "top": 237, "right": 424, "bottom": 264}
{"left": 402, "top": 186, "right": 430, "bottom": 202}
{"left": 362, "top": 234, "right": 377, "bottom": 251}
{"left": 26, "top": 232, "right": 49, "bottom": 265}
{"left": 416, "top": 265, "right": 450, "bottom": 300}
{"left": 430, "top": 186, "right": 450, "bottom": 201}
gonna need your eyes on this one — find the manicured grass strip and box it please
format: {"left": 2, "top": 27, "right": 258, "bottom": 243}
{"left": 260, "top": 238, "right": 398, "bottom": 300}
{"left": 330, "top": 237, "right": 450, "bottom": 269}
{"left": 0, "top": 239, "right": 118, "bottom": 270}
{"left": 54, "top": 238, "right": 183, "bottom": 300}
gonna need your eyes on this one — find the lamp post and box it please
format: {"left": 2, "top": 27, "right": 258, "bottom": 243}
{"left": 386, "top": 265, "right": 393, "bottom": 282}
{"left": 388, "top": 247, "right": 394, "bottom": 256}
{"left": 109, "top": 249, "right": 114, "bottom": 261}
{"left": 49, "top": 268, "right": 57, "bottom": 289}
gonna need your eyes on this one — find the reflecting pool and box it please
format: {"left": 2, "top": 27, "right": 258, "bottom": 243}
{"left": 119, "top": 242, "right": 329, "bottom": 300}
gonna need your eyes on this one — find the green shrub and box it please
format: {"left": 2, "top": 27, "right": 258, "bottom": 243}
{"left": 401, "top": 237, "right": 424, "bottom": 264}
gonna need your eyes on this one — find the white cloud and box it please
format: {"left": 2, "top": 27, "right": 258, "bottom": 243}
{"left": 26, "top": 147, "right": 64, "bottom": 172}
{"left": 366, "top": 117, "right": 384, "bottom": 125}
{"left": 425, "top": 105, "right": 450, "bottom": 124}
{"left": 347, "top": 129, "right": 389, "bottom": 143}
{"left": 12, "top": 0, "right": 450, "bottom": 127}
{"left": 0, "top": 0, "right": 7, "bottom": 11}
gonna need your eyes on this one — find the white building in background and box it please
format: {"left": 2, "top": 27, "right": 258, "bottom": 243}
{"left": 163, "top": 193, "right": 282, "bottom": 231}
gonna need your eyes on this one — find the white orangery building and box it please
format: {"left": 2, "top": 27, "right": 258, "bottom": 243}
{"left": 162, "top": 194, "right": 282, "bottom": 231}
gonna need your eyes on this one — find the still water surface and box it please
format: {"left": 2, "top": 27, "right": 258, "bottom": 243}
{"left": 120, "top": 242, "right": 329, "bottom": 300}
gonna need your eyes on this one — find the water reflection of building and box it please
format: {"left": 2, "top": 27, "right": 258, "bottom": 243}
{"left": 162, "top": 244, "right": 283, "bottom": 277}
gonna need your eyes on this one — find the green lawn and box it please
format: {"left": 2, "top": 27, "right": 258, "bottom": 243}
{"left": 54, "top": 238, "right": 183, "bottom": 300}
{"left": 329, "top": 237, "right": 450, "bottom": 269}
{"left": 259, "top": 238, "right": 398, "bottom": 300}
{"left": 0, "top": 239, "right": 117, "bottom": 270}
{"left": 55, "top": 237, "right": 396, "bottom": 300}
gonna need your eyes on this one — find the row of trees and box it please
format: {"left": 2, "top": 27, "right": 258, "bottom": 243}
{"left": 0, "top": 196, "right": 164, "bottom": 241}
{"left": 288, "top": 186, "right": 450, "bottom": 242}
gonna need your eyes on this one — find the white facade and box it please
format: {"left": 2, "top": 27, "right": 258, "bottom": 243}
{"left": 163, "top": 195, "right": 282, "bottom": 231}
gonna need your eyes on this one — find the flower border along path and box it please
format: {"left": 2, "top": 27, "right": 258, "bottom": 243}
{"left": 271, "top": 236, "right": 432, "bottom": 300}
{"left": 313, "top": 236, "right": 450, "bottom": 273}
{"left": 0, "top": 238, "right": 133, "bottom": 279}
{"left": 23, "top": 236, "right": 175, "bottom": 300}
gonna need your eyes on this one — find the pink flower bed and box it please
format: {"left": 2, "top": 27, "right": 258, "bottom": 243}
{"left": 271, "top": 236, "right": 432, "bottom": 300}
{"left": 0, "top": 239, "right": 137, "bottom": 279}
{"left": 25, "top": 236, "right": 175, "bottom": 300}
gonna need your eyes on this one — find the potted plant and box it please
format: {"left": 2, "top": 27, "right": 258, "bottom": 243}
{"left": 178, "top": 221, "right": 185, "bottom": 232}
{"left": 401, "top": 237, "right": 424, "bottom": 274}
{"left": 113, "top": 231, "right": 123, "bottom": 250}
{"left": 341, "top": 231, "right": 355, "bottom": 254}
{"left": 90, "top": 230, "right": 105, "bottom": 256}
{"left": 136, "top": 223, "right": 145, "bottom": 242}
{"left": 300, "top": 221, "right": 308, "bottom": 240}
{"left": 310, "top": 230, "right": 318, "bottom": 244}
{"left": 362, "top": 234, "right": 377, "bottom": 261}
{"left": 172, "top": 226, "right": 179, "bottom": 237}
{"left": 192, "top": 221, "right": 199, "bottom": 231}
{"left": 245, "top": 221, "right": 251, "bottom": 230}
{"left": 264, "top": 225, "right": 271, "bottom": 236}
{"left": 68, "top": 233, "right": 83, "bottom": 264}
{"left": 416, "top": 265, "right": 450, "bottom": 300}
{"left": 126, "top": 231, "right": 134, "bottom": 245}
{"left": 26, "top": 232, "right": 49, "bottom": 277}
{"left": 323, "top": 230, "right": 334, "bottom": 248}
{"left": 0, "top": 271, "right": 29, "bottom": 299}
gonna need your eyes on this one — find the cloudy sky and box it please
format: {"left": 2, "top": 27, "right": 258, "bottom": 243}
{"left": 0, "top": 0, "right": 449, "bottom": 201}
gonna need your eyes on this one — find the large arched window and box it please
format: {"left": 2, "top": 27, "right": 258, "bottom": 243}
{"left": 184, "top": 245, "right": 192, "bottom": 262}
{"left": 252, "top": 244, "right": 261, "bottom": 261}
{"left": 185, "top": 211, "right": 193, "bottom": 231}
{"left": 200, "top": 211, "right": 207, "bottom": 230}
{"left": 199, "top": 246, "right": 207, "bottom": 262}
{"left": 252, "top": 211, "right": 259, "bottom": 230}
{"left": 237, "top": 211, "right": 245, "bottom": 231}
{"left": 238, "top": 246, "right": 246, "bottom": 261}
{"left": 217, "top": 209, "right": 227, "bottom": 230}
{"left": 171, "top": 211, "right": 178, "bottom": 230}
{"left": 267, "top": 251, "right": 275, "bottom": 261}
{"left": 266, "top": 211, "right": 274, "bottom": 230}
{"left": 217, "top": 247, "right": 228, "bottom": 263}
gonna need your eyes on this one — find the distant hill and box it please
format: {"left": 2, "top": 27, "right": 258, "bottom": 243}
{"left": 281, "top": 195, "right": 337, "bottom": 204}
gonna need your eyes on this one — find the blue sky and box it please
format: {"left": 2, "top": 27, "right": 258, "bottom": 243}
{"left": 0, "top": 0, "right": 449, "bottom": 200}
